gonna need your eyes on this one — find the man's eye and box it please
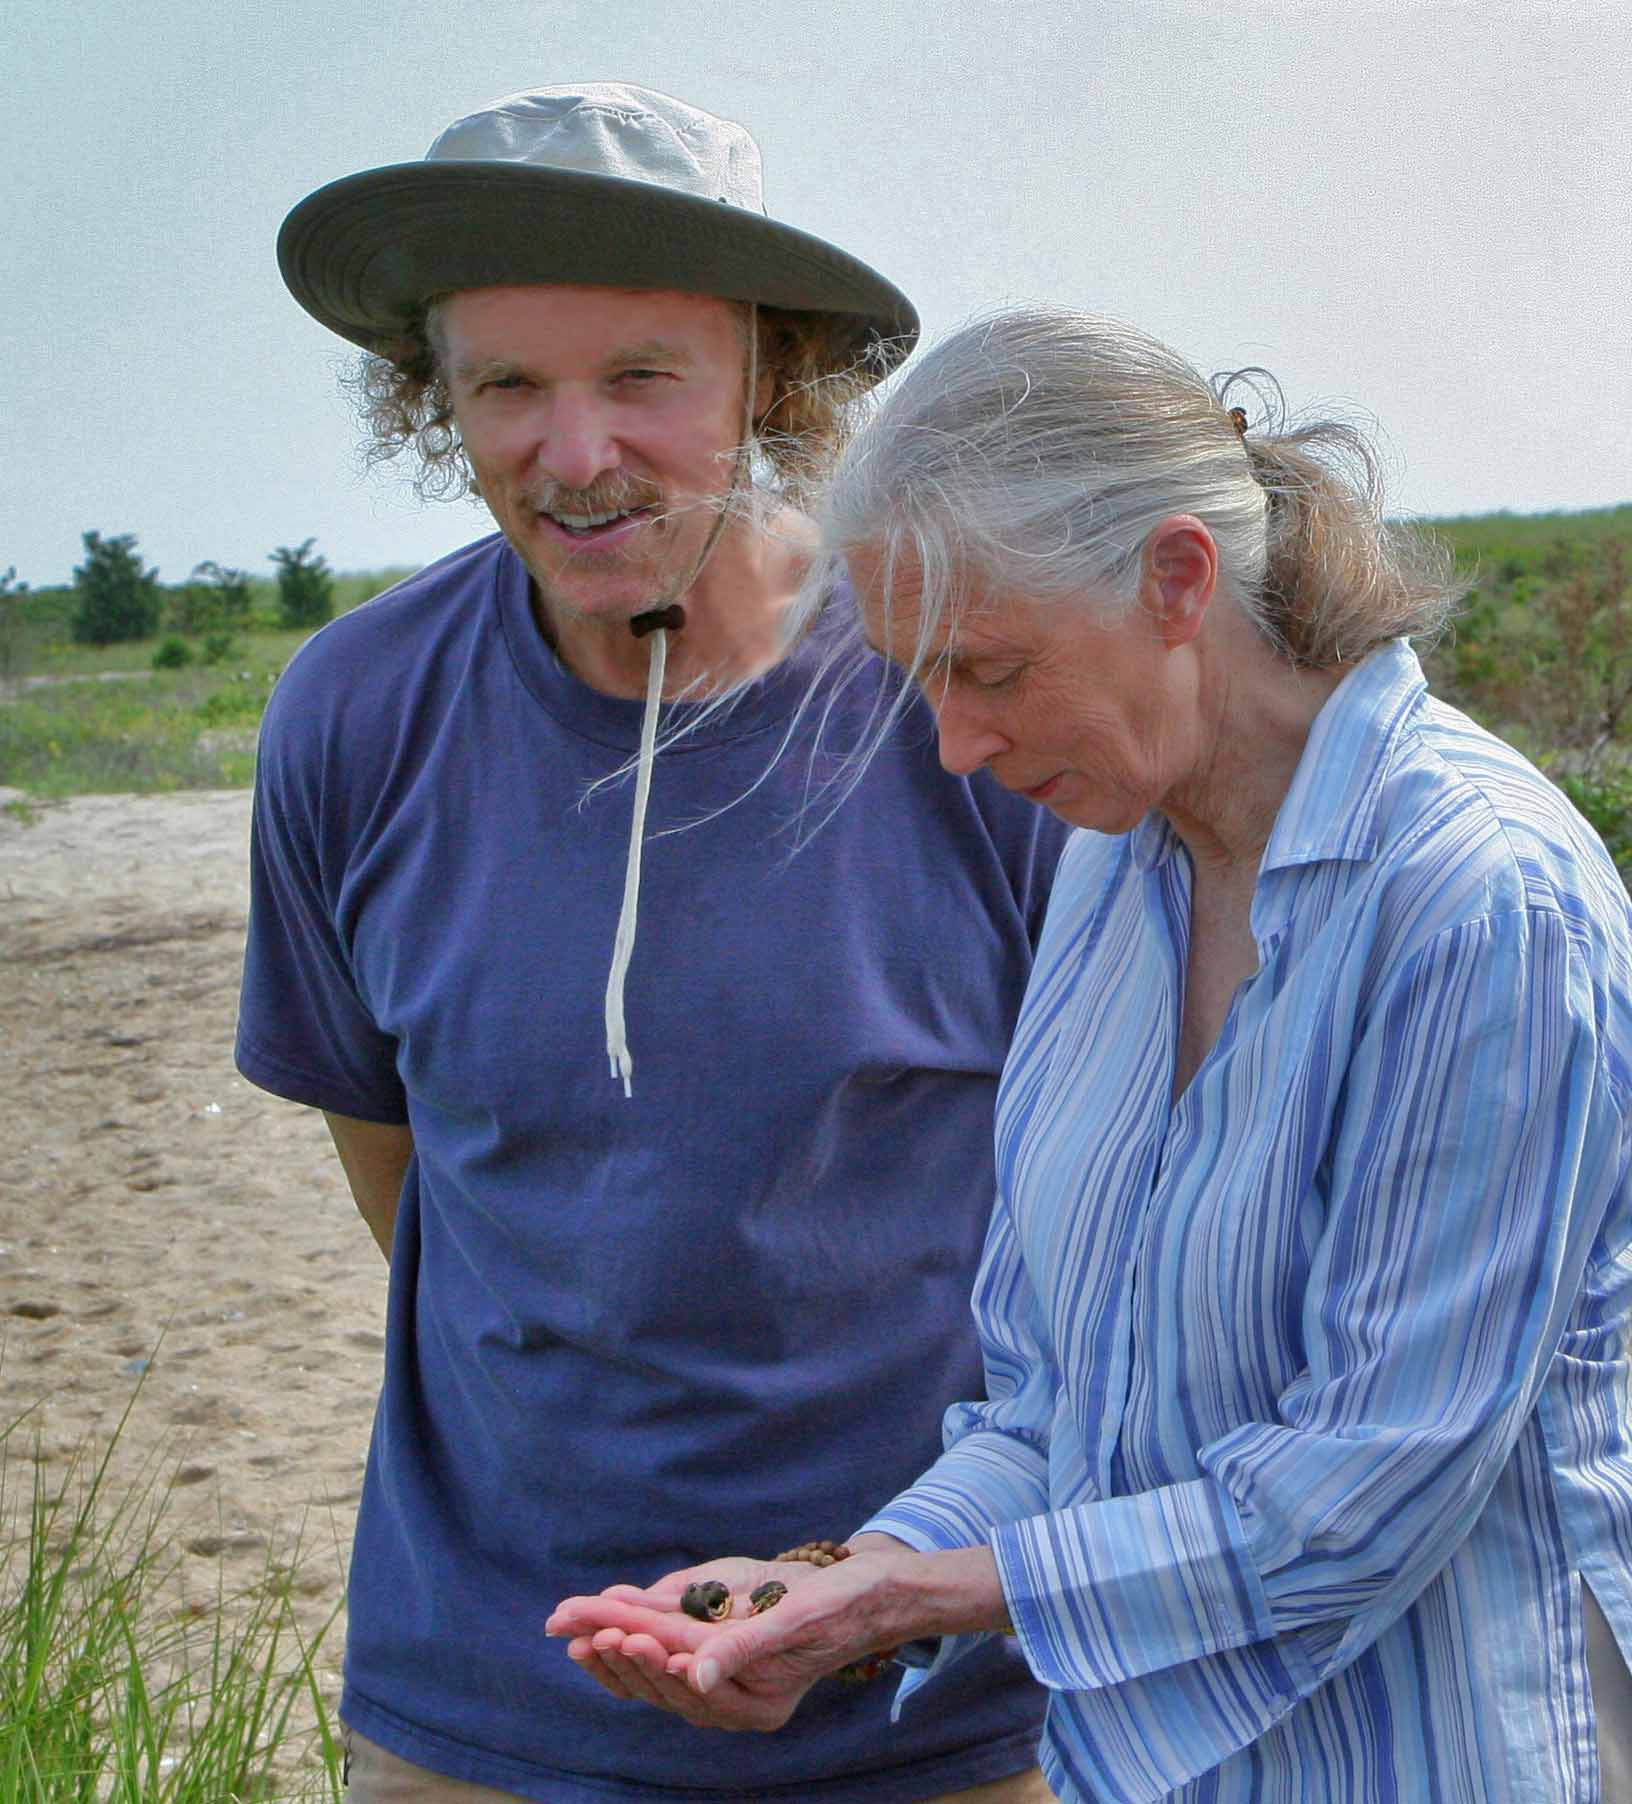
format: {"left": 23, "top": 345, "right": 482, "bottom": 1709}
{"left": 968, "top": 665, "right": 1023, "bottom": 691}
{"left": 481, "top": 374, "right": 528, "bottom": 393}
{"left": 617, "top": 369, "right": 667, "bottom": 386}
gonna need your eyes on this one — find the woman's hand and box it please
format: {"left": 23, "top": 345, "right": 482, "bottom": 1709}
{"left": 548, "top": 1555, "right": 794, "bottom": 1727}
{"left": 547, "top": 1535, "right": 1008, "bottom": 1732}
{"left": 547, "top": 1538, "right": 916, "bottom": 1730}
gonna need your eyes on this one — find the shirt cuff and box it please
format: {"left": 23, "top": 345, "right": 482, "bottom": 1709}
{"left": 992, "top": 1476, "right": 1279, "bottom": 1691}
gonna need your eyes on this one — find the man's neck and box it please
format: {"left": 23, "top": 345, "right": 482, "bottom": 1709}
{"left": 535, "top": 511, "right": 815, "bottom": 700}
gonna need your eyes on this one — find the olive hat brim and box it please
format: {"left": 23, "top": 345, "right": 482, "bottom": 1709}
{"left": 277, "top": 160, "right": 918, "bottom": 376}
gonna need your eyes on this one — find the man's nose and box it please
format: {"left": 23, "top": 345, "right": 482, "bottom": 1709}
{"left": 535, "top": 392, "right": 620, "bottom": 491}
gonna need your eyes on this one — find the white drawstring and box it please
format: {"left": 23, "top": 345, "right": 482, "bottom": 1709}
{"left": 604, "top": 624, "right": 670, "bottom": 1097}
{"left": 601, "top": 305, "right": 760, "bottom": 1098}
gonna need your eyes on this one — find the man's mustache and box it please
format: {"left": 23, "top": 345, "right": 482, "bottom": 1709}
{"left": 527, "top": 476, "right": 664, "bottom": 517}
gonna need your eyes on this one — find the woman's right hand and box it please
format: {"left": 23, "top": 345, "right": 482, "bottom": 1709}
{"left": 547, "top": 1540, "right": 920, "bottom": 1731}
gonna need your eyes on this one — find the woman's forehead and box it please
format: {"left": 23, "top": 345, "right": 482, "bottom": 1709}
{"left": 849, "top": 549, "right": 1043, "bottom": 664}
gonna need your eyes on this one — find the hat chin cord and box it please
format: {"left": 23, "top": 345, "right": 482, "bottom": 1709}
{"left": 603, "top": 306, "right": 759, "bottom": 1097}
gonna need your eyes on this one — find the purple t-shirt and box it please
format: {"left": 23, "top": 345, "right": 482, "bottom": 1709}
{"left": 236, "top": 535, "right": 1066, "bottom": 1803}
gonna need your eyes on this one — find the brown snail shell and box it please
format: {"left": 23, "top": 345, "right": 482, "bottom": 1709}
{"left": 680, "top": 1579, "right": 731, "bottom": 1622}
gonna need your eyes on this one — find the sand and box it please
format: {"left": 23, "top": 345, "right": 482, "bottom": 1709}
{"left": 0, "top": 788, "right": 387, "bottom": 1757}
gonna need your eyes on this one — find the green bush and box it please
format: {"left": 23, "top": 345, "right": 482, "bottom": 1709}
{"left": 71, "top": 532, "right": 163, "bottom": 646}
{"left": 152, "top": 636, "right": 193, "bottom": 670}
{"left": 271, "top": 540, "right": 334, "bottom": 631}
{"left": 172, "top": 561, "right": 255, "bottom": 637}
{"left": 1555, "top": 769, "right": 1632, "bottom": 880}
{"left": 0, "top": 567, "right": 32, "bottom": 687}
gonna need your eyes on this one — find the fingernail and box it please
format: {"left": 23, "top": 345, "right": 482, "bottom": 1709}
{"left": 696, "top": 1658, "right": 719, "bottom": 1693}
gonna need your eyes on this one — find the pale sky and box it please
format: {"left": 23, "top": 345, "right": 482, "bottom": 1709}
{"left": 6, "top": 0, "right": 1628, "bottom": 587}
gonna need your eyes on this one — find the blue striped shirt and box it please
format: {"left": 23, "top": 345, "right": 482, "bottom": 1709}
{"left": 864, "top": 640, "right": 1632, "bottom": 1801}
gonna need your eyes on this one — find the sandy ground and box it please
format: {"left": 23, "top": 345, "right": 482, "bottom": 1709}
{"left": 0, "top": 789, "right": 387, "bottom": 1770}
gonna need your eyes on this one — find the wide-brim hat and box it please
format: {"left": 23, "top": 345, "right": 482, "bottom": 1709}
{"left": 278, "top": 82, "right": 918, "bottom": 378}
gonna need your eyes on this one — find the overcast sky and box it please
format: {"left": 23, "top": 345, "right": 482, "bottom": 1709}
{"left": 6, "top": 0, "right": 1628, "bottom": 587}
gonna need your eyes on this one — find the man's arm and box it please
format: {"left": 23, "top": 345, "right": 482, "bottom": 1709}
{"left": 324, "top": 1111, "right": 414, "bottom": 1262}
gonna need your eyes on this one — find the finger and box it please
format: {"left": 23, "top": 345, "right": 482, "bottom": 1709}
{"left": 551, "top": 1597, "right": 716, "bottom": 1646}
{"left": 617, "top": 1631, "right": 680, "bottom": 1679}
{"left": 598, "top": 1642, "right": 715, "bottom": 1727}
{"left": 690, "top": 1616, "right": 794, "bottom": 1694}
{"left": 564, "top": 1636, "right": 636, "bottom": 1701}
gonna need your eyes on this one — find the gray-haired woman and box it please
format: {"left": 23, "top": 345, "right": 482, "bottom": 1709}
{"left": 550, "top": 310, "right": 1632, "bottom": 1803}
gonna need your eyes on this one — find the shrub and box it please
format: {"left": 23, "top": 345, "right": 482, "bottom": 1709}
{"left": 0, "top": 567, "right": 31, "bottom": 687}
{"left": 1555, "top": 768, "right": 1632, "bottom": 881}
{"left": 152, "top": 636, "right": 193, "bottom": 670}
{"left": 172, "top": 561, "right": 254, "bottom": 637}
{"left": 271, "top": 540, "right": 334, "bottom": 631}
{"left": 71, "top": 532, "right": 163, "bottom": 645}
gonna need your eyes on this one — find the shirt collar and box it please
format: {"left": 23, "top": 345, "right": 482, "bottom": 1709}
{"left": 1126, "top": 638, "right": 1429, "bottom": 921}
{"left": 1260, "top": 637, "right": 1427, "bottom": 878}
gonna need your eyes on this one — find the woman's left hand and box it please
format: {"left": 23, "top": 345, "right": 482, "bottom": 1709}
{"left": 546, "top": 1543, "right": 916, "bottom": 1731}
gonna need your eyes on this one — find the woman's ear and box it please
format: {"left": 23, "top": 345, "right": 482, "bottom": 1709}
{"left": 1141, "top": 515, "right": 1218, "bottom": 650}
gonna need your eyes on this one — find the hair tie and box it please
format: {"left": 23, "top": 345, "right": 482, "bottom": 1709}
{"left": 1228, "top": 406, "right": 1249, "bottom": 440}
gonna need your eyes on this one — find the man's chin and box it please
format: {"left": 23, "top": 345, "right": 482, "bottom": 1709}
{"left": 524, "top": 573, "right": 683, "bottom": 643}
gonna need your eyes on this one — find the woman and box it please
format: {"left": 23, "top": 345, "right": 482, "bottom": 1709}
{"left": 548, "top": 311, "right": 1632, "bottom": 1801}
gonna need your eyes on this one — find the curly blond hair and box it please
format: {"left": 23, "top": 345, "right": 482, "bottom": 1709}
{"left": 342, "top": 301, "right": 882, "bottom": 512}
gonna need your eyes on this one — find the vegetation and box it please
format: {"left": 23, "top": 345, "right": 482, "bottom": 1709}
{"left": 1419, "top": 506, "right": 1632, "bottom": 882}
{"left": 271, "top": 541, "right": 335, "bottom": 632}
{"left": 0, "top": 1397, "right": 341, "bottom": 1802}
{"left": 152, "top": 637, "right": 194, "bottom": 671}
{"left": 0, "top": 568, "right": 30, "bottom": 688}
{"left": 2, "top": 502, "right": 1628, "bottom": 888}
{"left": 71, "top": 533, "right": 163, "bottom": 648}
{"left": 0, "top": 565, "right": 411, "bottom": 799}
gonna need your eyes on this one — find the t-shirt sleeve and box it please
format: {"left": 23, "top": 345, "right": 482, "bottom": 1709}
{"left": 234, "top": 688, "right": 408, "bottom": 1125}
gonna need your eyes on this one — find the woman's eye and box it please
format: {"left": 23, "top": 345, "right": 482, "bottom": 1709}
{"left": 969, "top": 665, "right": 1022, "bottom": 691}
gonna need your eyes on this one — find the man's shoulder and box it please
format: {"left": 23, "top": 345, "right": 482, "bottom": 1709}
{"left": 257, "top": 534, "right": 511, "bottom": 801}
{"left": 266, "top": 535, "right": 506, "bottom": 725}
{"left": 283, "top": 535, "right": 505, "bottom": 681}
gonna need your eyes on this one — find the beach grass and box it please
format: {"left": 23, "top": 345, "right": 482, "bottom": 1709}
{"left": 0, "top": 1396, "right": 342, "bottom": 1803}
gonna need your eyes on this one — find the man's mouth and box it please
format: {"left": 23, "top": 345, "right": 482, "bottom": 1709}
{"left": 539, "top": 504, "right": 653, "bottom": 540}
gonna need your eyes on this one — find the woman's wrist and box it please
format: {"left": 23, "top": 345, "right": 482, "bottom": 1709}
{"left": 901, "top": 1542, "right": 1014, "bottom": 1639}
{"left": 835, "top": 1538, "right": 1013, "bottom": 1645}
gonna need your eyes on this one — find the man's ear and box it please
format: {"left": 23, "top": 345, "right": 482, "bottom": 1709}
{"left": 1141, "top": 516, "right": 1218, "bottom": 650}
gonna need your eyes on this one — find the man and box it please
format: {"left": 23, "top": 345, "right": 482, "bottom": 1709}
{"left": 240, "top": 84, "right": 1065, "bottom": 1803}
